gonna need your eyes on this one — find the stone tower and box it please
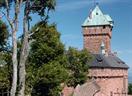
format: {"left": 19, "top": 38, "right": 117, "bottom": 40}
{"left": 82, "top": 5, "right": 113, "bottom": 54}
{"left": 62, "top": 4, "right": 129, "bottom": 96}
{"left": 81, "top": 4, "right": 129, "bottom": 96}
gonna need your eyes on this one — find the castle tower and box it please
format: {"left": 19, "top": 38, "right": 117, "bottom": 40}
{"left": 81, "top": 4, "right": 129, "bottom": 96}
{"left": 82, "top": 5, "right": 113, "bottom": 54}
{"left": 62, "top": 4, "right": 129, "bottom": 96}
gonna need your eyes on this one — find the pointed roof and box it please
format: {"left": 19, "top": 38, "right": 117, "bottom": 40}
{"left": 73, "top": 81, "right": 100, "bottom": 96}
{"left": 82, "top": 5, "right": 113, "bottom": 27}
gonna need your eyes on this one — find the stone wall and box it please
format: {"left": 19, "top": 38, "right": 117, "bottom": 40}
{"left": 62, "top": 85, "right": 74, "bottom": 96}
{"left": 89, "top": 68, "right": 128, "bottom": 96}
{"left": 83, "top": 26, "right": 112, "bottom": 54}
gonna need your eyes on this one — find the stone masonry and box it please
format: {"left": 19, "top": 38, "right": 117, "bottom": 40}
{"left": 83, "top": 25, "right": 112, "bottom": 54}
{"left": 88, "top": 68, "right": 128, "bottom": 96}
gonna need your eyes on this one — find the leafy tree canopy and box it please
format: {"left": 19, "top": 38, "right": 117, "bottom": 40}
{"left": 66, "top": 47, "right": 93, "bottom": 87}
{"left": 26, "top": 22, "right": 68, "bottom": 96}
{"left": 31, "top": 61, "right": 68, "bottom": 96}
{"left": 29, "top": 22, "right": 64, "bottom": 67}
{"left": 0, "top": 0, "right": 56, "bottom": 20}
{"left": 128, "top": 83, "right": 132, "bottom": 94}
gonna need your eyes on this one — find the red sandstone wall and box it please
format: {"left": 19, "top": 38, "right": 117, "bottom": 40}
{"left": 89, "top": 68, "right": 128, "bottom": 96}
{"left": 83, "top": 26, "right": 112, "bottom": 54}
{"left": 62, "top": 85, "right": 74, "bottom": 96}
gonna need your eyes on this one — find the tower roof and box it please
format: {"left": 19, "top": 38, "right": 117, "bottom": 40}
{"left": 82, "top": 5, "right": 113, "bottom": 27}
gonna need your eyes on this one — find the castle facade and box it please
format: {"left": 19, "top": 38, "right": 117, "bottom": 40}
{"left": 82, "top": 5, "right": 129, "bottom": 96}
{"left": 62, "top": 4, "right": 129, "bottom": 96}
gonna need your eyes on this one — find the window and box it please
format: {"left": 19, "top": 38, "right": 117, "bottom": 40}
{"left": 110, "top": 91, "right": 113, "bottom": 96}
{"left": 103, "top": 25, "right": 106, "bottom": 29}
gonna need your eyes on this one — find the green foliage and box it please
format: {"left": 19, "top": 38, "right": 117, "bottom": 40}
{"left": 31, "top": 61, "right": 68, "bottom": 96}
{"left": 128, "top": 83, "right": 132, "bottom": 94}
{"left": 0, "top": 65, "right": 10, "bottom": 88}
{"left": 0, "top": 20, "right": 10, "bottom": 92}
{"left": 26, "top": 22, "right": 68, "bottom": 96}
{"left": 29, "top": 22, "right": 64, "bottom": 66}
{"left": 0, "top": 20, "right": 9, "bottom": 51}
{"left": 0, "top": 52, "right": 11, "bottom": 90}
{"left": 66, "top": 47, "right": 93, "bottom": 87}
{"left": 0, "top": 0, "right": 56, "bottom": 21}
{"left": 37, "top": 61, "right": 68, "bottom": 84}
{"left": 30, "top": 0, "right": 56, "bottom": 18}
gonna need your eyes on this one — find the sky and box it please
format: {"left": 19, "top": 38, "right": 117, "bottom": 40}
{"left": 49, "top": 0, "right": 132, "bottom": 77}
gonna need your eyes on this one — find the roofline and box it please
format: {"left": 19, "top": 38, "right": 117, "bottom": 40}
{"left": 81, "top": 24, "right": 113, "bottom": 27}
{"left": 83, "top": 33, "right": 112, "bottom": 39}
{"left": 89, "top": 66, "right": 129, "bottom": 69}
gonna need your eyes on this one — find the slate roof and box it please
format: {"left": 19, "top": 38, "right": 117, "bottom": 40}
{"left": 73, "top": 81, "right": 100, "bottom": 96}
{"left": 89, "top": 54, "right": 129, "bottom": 69}
{"left": 82, "top": 5, "right": 113, "bottom": 27}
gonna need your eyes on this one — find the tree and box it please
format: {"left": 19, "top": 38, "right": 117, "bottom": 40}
{"left": 26, "top": 22, "right": 68, "bottom": 96}
{"left": 66, "top": 47, "right": 93, "bottom": 87}
{"left": 0, "top": 0, "right": 56, "bottom": 96}
{"left": 128, "top": 83, "right": 132, "bottom": 94}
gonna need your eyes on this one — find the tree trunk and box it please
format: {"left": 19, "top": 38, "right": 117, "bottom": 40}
{"left": 18, "top": 1, "right": 29, "bottom": 96}
{"left": 10, "top": 29, "right": 18, "bottom": 96}
{"left": 18, "top": 16, "right": 29, "bottom": 96}
{"left": 10, "top": 1, "right": 20, "bottom": 96}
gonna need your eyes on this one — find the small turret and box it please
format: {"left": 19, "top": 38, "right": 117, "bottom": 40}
{"left": 100, "top": 41, "right": 105, "bottom": 55}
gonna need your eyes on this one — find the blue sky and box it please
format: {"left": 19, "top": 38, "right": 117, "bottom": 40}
{"left": 49, "top": 0, "right": 132, "bottom": 75}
